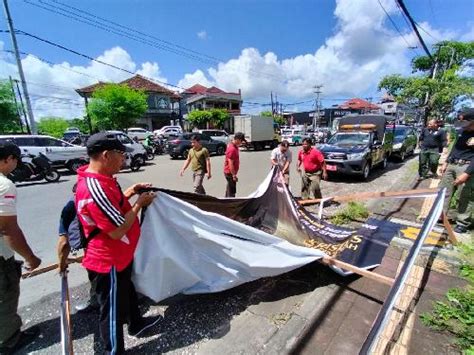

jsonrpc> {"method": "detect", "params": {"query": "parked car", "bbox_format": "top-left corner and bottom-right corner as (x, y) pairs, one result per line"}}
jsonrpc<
(0, 134), (88, 173)
(198, 129), (230, 144)
(281, 129), (309, 145)
(106, 130), (147, 166)
(167, 133), (227, 159)
(153, 126), (183, 138)
(64, 127), (81, 134)
(318, 115), (394, 180)
(390, 125), (417, 161)
(126, 127), (152, 141)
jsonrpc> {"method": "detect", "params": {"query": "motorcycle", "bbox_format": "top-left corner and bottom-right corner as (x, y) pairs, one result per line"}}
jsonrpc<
(8, 152), (61, 183)
(122, 153), (145, 172)
(143, 145), (155, 161)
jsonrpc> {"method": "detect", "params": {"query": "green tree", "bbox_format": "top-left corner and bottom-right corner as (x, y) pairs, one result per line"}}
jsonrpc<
(187, 110), (212, 128)
(209, 109), (230, 128)
(37, 117), (69, 138)
(0, 80), (21, 133)
(379, 41), (474, 120)
(260, 110), (286, 125)
(68, 117), (89, 133)
(260, 111), (273, 117)
(87, 84), (148, 130)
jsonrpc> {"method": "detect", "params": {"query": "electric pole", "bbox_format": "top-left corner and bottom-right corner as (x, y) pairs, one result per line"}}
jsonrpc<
(3, 0), (36, 133)
(313, 85), (323, 129)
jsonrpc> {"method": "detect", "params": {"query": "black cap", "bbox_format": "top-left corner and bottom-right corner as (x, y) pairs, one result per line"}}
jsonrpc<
(86, 132), (133, 155)
(234, 132), (247, 142)
(0, 141), (21, 160)
(459, 108), (474, 121)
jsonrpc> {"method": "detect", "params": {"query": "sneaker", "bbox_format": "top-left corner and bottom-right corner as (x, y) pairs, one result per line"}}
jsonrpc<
(75, 299), (99, 313)
(128, 316), (161, 338)
(454, 225), (468, 234)
(0, 326), (40, 354)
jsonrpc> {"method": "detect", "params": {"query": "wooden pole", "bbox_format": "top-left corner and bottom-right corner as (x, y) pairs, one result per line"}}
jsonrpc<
(319, 256), (394, 286)
(299, 188), (438, 206)
(22, 256), (83, 279)
(442, 212), (458, 245)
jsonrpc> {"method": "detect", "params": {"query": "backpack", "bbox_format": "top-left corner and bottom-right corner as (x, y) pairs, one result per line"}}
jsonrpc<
(63, 200), (100, 251)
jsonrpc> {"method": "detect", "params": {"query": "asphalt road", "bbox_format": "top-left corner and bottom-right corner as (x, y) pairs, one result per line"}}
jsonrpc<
(16, 147), (417, 307)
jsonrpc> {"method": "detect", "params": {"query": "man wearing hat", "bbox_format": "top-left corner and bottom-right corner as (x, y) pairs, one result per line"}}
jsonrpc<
(76, 132), (159, 353)
(224, 132), (246, 197)
(439, 108), (474, 234)
(0, 142), (41, 353)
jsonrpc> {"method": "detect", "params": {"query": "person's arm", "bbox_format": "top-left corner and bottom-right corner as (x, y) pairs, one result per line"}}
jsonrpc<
(57, 235), (70, 272)
(270, 150), (278, 166)
(123, 183), (152, 199)
(108, 192), (156, 240)
(227, 158), (238, 181)
(296, 151), (302, 172)
(206, 157), (212, 179)
(180, 154), (192, 176)
(283, 151), (292, 174)
(0, 216), (41, 270)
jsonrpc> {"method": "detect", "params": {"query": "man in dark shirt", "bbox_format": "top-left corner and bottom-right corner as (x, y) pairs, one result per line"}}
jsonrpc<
(439, 108), (474, 233)
(418, 119), (447, 180)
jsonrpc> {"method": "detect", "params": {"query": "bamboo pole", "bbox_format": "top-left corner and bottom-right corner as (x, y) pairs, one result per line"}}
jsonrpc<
(21, 256), (83, 279)
(299, 188), (438, 206)
(319, 256), (394, 286)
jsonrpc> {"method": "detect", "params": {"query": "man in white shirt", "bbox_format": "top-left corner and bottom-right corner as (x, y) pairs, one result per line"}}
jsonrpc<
(0, 142), (41, 353)
(270, 140), (292, 186)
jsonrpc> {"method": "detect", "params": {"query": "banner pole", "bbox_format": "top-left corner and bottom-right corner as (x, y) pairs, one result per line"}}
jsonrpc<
(60, 271), (74, 355)
(359, 188), (445, 354)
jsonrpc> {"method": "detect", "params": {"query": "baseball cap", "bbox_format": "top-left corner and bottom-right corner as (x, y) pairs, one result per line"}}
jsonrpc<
(459, 108), (474, 121)
(0, 141), (21, 160)
(233, 132), (247, 142)
(86, 132), (133, 155)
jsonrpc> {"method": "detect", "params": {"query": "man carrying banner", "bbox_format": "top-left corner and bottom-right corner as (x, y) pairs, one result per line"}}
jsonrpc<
(224, 132), (246, 197)
(418, 119), (447, 181)
(0, 142), (42, 354)
(439, 108), (474, 234)
(297, 138), (327, 199)
(270, 140), (292, 186)
(76, 132), (159, 354)
(180, 135), (211, 194)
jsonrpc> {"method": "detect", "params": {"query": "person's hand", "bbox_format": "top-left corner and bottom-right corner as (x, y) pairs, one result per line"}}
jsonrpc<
(297, 167), (301, 173)
(25, 255), (41, 271)
(179, 169), (185, 177)
(322, 171), (328, 180)
(440, 163), (448, 175)
(136, 191), (157, 208)
(125, 183), (152, 197)
(207, 172), (212, 180)
(454, 173), (470, 186)
(233, 175), (238, 182)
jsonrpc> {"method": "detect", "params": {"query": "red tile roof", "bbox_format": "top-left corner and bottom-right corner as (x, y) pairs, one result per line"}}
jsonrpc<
(183, 84), (208, 94)
(76, 74), (180, 99)
(338, 98), (380, 110)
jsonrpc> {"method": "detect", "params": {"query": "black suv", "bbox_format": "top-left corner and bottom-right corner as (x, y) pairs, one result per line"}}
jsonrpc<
(167, 133), (227, 159)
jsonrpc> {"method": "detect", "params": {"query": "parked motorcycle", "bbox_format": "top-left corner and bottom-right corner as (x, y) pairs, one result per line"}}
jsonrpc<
(122, 153), (145, 172)
(8, 152), (61, 183)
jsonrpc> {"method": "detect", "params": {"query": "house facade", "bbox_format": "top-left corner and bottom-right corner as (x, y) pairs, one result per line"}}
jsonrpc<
(76, 74), (182, 130)
(181, 84), (242, 115)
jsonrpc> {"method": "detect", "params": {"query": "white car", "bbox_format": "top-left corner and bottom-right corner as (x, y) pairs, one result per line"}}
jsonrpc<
(126, 127), (152, 141)
(106, 131), (147, 157)
(281, 129), (309, 145)
(198, 129), (230, 144)
(153, 125), (183, 138)
(0, 134), (89, 172)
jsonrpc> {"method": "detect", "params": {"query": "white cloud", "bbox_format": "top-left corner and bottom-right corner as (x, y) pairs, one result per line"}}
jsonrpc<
(197, 30), (208, 40)
(460, 23), (474, 42)
(0, 43), (168, 119)
(177, 0), (462, 103)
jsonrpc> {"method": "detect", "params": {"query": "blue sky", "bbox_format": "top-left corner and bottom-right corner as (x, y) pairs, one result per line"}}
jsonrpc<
(1, 0), (473, 118)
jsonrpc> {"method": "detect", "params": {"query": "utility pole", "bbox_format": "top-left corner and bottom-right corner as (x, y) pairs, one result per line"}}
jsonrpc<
(270, 92), (274, 116)
(313, 85), (323, 129)
(14, 79), (30, 134)
(9, 76), (23, 132)
(3, 0), (36, 133)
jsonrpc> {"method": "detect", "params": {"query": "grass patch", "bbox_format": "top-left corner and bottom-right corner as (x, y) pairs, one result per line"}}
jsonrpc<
(330, 201), (369, 225)
(421, 242), (474, 353)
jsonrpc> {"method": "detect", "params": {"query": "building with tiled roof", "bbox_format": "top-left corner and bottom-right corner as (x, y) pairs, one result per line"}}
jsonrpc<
(181, 84), (242, 116)
(76, 74), (182, 130)
(338, 98), (381, 112)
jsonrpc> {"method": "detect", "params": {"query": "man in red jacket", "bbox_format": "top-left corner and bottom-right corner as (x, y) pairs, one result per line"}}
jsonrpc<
(76, 132), (157, 354)
(224, 132), (246, 197)
(297, 138), (327, 199)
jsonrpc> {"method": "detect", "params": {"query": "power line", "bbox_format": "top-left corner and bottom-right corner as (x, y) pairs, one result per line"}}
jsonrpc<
(395, 0), (433, 59)
(414, 21), (440, 42)
(23, 0), (284, 81)
(376, 0), (416, 49)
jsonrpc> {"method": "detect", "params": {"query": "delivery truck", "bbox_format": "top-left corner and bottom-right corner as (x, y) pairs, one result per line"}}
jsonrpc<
(233, 115), (280, 150)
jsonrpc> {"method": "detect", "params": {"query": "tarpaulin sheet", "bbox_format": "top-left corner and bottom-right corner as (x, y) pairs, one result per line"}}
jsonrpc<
(133, 168), (417, 302)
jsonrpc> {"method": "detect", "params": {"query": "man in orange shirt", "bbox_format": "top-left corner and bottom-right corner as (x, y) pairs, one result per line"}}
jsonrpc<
(297, 138), (327, 199)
